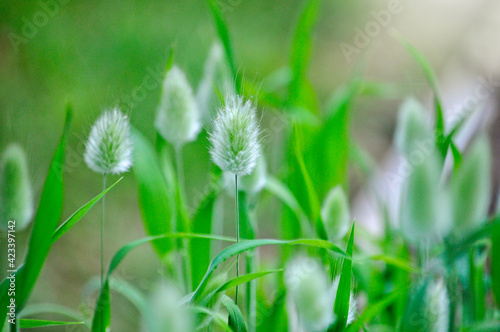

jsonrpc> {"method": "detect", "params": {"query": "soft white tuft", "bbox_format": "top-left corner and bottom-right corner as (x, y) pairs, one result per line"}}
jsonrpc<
(84, 108), (133, 174)
(209, 95), (261, 176)
(285, 256), (335, 331)
(424, 278), (449, 332)
(155, 65), (201, 146)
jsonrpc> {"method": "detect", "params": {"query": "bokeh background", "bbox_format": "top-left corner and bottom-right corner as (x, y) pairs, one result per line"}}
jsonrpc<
(1, 0), (500, 330)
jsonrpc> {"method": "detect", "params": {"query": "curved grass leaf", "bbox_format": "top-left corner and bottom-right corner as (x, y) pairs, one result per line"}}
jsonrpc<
(52, 177), (123, 242)
(20, 303), (87, 326)
(19, 319), (83, 328)
(191, 237), (347, 303)
(0, 107), (72, 325)
(91, 233), (235, 331)
(132, 128), (174, 258)
(221, 295), (247, 332)
(200, 269), (282, 306)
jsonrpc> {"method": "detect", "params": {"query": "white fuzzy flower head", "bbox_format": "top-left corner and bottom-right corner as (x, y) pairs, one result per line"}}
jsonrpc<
(285, 256), (335, 331)
(424, 278), (449, 332)
(84, 108), (133, 174)
(155, 65), (201, 147)
(209, 95), (261, 176)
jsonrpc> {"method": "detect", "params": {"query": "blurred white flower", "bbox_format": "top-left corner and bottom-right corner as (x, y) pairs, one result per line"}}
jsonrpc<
(156, 65), (201, 147)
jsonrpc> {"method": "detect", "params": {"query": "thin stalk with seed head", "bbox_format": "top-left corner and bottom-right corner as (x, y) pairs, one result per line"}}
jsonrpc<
(235, 173), (240, 305)
(101, 173), (107, 287)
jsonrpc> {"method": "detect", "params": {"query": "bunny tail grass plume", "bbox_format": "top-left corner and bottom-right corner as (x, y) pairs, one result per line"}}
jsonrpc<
(450, 136), (491, 235)
(285, 256), (334, 331)
(84, 108), (133, 174)
(155, 65), (201, 147)
(0, 144), (33, 231)
(394, 98), (433, 156)
(196, 42), (234, 124)
(400, 152), (452, 244)
(209, 95), (261, 176)
(402, 278), (449, 332)
(147, 281), (193, 332)
(321, 185), (350, 241)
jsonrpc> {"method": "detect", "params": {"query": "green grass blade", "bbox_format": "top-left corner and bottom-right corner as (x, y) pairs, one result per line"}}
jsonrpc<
(332, 223), (355, 331)
(221, 295), (248, 332)
(206, 0), (238, 91)
(200, 270), (282, 306)
(191, 190), (218, 291)
(492, 220), (500, 306)
(288, 0), (322, 111)
(19, 304), (87, 325)
(131, 127), (175, 258)
(291, 125), (321, 223)
(19, 319), (83, 328)
(190, 238), (347, 303)
(52, 177), (123, 242)
(0, 107), (72, 324)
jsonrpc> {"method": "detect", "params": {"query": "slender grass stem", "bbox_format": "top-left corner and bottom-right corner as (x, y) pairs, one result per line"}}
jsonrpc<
(235, 174), (240, 305)
(101, 173), (107, 288)
(175, 146), (192, 293)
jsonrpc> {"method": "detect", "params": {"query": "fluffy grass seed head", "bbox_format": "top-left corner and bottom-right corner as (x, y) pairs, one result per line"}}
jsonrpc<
(0, 143), (33, 231)
(209, 95), (261, 176)
(321, 185), (351, 241)
(424, 278), (449, 332)
(84, 108), (133, 175)
(285, 256), (335, 331)
(196, 42), (234, 124)
(147, 281), (193, 332)
(155, 65), (201, 147)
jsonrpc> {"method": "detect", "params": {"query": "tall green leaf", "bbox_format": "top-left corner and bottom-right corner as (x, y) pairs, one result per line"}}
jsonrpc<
(206, 0), (238, 91)
(0, 107), (72, 326)
(288, 0), (322, 111)
(52, 177), (122, 242)
(221, 295), (247, 332)
(332, 223), (355, 331)
(190, 238), (347, 303)
(191, 190), (218, 290)
(132, 128), (174, 258)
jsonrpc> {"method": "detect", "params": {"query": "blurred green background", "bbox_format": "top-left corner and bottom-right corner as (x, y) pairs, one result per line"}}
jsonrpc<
(2, 0), (500, 330)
